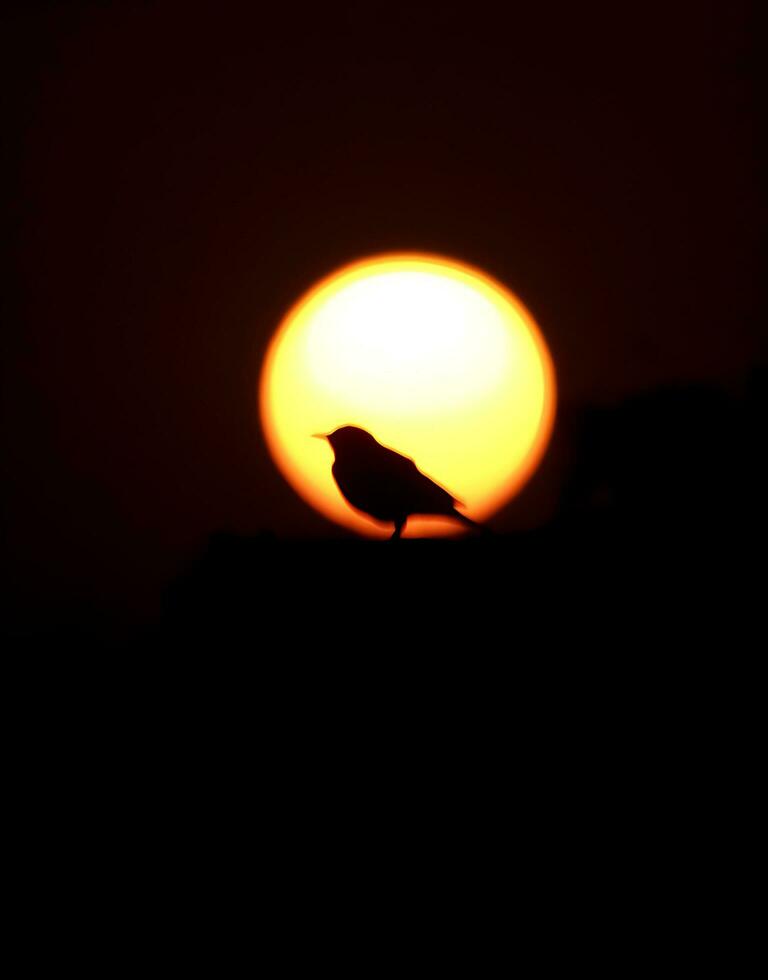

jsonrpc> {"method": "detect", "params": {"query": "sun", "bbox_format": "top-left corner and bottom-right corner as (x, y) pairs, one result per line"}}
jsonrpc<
(259, 253), (556, 537)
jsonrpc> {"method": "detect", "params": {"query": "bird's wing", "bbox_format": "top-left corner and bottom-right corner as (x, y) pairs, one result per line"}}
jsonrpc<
(377, 444), (460, 513)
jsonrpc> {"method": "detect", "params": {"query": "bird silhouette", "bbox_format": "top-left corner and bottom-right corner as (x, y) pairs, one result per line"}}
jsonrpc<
(315, 425), (484, 539)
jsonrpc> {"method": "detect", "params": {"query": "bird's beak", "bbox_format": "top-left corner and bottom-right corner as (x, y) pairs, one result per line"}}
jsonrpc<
(312, 433), (328, 440)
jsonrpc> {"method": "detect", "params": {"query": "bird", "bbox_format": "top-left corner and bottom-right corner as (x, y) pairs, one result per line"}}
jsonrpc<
(314, 425), (484, 539)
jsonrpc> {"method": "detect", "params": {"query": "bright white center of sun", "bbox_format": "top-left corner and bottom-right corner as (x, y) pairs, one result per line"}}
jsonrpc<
(306, 272), (512, 407)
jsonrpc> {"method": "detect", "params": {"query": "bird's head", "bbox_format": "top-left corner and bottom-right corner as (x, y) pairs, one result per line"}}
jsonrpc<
(313, 425), (378, 457)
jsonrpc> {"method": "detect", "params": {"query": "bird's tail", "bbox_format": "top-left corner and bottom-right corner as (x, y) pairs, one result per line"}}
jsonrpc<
(451, 508), (492, 535)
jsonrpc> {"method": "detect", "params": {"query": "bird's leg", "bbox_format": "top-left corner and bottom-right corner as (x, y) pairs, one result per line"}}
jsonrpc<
(390, 518), (406, 540)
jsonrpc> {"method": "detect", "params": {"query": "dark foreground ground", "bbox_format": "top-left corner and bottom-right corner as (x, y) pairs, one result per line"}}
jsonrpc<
(6, 516), (761, 957)
(16, 513), (758, 653)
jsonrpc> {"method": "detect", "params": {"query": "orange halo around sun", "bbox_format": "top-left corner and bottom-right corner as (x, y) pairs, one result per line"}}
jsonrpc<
(259, 253), (556, 537)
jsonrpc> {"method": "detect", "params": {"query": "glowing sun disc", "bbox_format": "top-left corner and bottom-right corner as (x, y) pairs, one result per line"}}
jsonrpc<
(259, 253), (556, 537)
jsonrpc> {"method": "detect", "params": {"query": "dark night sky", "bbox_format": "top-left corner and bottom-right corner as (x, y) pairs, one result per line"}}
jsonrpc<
(2, 1), (763, 627)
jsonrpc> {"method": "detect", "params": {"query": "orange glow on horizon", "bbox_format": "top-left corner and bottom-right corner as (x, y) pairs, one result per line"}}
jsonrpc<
(259, 253), (556, 536)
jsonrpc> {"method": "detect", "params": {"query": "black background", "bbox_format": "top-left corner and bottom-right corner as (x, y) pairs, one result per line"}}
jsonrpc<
(2, 0), (764, 641)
